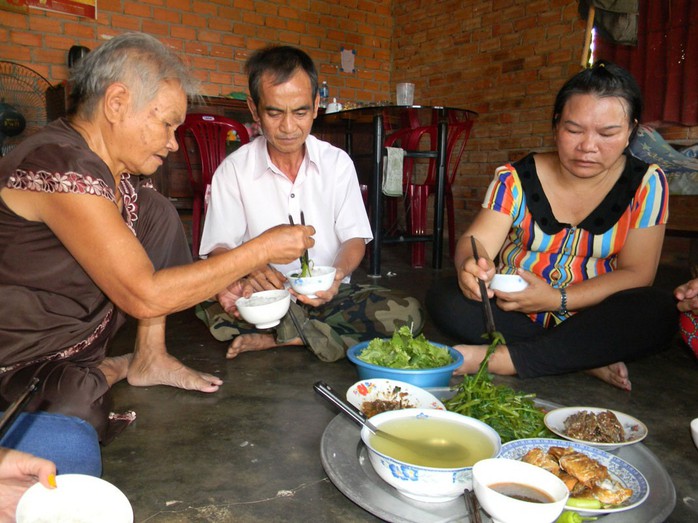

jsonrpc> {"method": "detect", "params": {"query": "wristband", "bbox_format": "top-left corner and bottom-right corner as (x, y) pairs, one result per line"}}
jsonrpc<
(558, 287), (568, 315)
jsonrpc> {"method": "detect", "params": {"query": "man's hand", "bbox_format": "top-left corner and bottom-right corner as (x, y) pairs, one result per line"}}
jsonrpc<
(217, 279), (253, 316)
(246, 266), (286, 292)
(293, 267), (344, 307)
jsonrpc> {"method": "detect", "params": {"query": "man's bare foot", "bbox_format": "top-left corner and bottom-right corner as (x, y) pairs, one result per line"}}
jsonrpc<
(586, 362), (631, 391)
(127, 351), (222, 393)
(227, 334), (302, 359)
(98, 354), (132, 386)
(452, 344), (516, 376)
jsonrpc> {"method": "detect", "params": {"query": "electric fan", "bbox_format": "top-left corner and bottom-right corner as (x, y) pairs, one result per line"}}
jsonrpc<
(0, 61), (51, 157)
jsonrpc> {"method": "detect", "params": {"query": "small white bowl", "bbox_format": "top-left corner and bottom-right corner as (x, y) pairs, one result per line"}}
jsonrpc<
(360, 408), (500, 503)
(17, 474), (133, 523)
(286, 266), (336, 298)
(691, 418), (698, 449)
(235, 289), (291, 329)
(346, 378), (445, 417)
(490, 274), (528, 292)
(473, 458), (569, 523)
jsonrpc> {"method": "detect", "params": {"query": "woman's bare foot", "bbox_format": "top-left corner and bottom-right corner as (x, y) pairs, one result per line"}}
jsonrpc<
(127, 351), (222, 393)
(586, 362), (631, 391)
(227, 334), (303, 359)
(98, 354), (132, 386)
(452, 344), (516, 376)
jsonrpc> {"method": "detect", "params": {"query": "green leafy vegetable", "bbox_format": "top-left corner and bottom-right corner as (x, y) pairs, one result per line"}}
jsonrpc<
(443, 331), (554, 443)
(358, 326), (453, 369)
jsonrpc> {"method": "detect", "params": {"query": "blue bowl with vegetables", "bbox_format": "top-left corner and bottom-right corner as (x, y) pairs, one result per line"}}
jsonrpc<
(347, 328), (463, 388)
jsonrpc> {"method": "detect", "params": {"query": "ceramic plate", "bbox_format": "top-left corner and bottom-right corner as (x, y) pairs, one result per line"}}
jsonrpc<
(16, 474), (133, 523)
(544, 406), (648, 451)
(346, 379), (445, 416)
(498, 438), (650, 516)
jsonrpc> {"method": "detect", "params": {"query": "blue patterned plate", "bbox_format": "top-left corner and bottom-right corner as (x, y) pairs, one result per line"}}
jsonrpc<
(498, 438), (650, 516)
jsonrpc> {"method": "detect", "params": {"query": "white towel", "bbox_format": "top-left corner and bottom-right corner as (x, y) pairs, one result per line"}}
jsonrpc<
(382, 147), (404, 197)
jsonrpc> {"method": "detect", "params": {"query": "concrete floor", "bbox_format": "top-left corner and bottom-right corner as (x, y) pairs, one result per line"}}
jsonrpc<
(102, 241), (698, 522)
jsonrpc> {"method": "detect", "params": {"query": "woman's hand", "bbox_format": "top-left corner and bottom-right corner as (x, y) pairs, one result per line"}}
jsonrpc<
(256, 224), (315, 266)
(493, 270), (560, 314)
(457, 254), (496, 301)
(675, 278), (698, 314)
(0, 448), (56, 522)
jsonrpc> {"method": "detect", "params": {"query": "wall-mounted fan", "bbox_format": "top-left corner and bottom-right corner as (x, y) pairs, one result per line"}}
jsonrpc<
(0, 61), (51, 157)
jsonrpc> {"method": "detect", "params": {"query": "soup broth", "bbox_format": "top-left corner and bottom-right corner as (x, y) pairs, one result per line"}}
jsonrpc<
(369, 417), (495, 468)
(489, 482), (555, 503)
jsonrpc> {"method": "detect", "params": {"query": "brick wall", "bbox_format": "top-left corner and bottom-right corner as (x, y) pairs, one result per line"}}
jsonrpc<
(1, 0), (695, 243)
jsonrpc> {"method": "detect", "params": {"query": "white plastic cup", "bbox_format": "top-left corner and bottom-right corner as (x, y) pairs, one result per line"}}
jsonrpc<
(396, 82), (415, 105)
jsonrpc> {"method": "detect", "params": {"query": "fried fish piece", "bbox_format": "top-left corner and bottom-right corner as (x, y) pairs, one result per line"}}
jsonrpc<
(522, 447), (560, 476)
(592, 481), (633, 505)
(558, 450), (609, 486)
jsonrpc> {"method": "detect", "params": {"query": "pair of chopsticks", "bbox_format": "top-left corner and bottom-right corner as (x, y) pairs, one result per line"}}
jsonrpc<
(463, 488), (483, 523)
(0, 377), (39, 440)
(470, 236), (497, 342)
(288, 211), (310, 272)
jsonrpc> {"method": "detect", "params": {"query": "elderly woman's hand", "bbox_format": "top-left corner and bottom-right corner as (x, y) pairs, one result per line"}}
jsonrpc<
(256, 224), (315, 266)
(493, 270), (560, 314)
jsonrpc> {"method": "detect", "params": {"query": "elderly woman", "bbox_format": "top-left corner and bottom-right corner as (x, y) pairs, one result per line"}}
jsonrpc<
(426, 61), (678, 391)
(0, 32), (313, 443)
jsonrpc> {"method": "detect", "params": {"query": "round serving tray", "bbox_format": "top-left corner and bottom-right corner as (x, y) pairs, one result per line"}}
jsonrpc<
(320, 407), (675, 523)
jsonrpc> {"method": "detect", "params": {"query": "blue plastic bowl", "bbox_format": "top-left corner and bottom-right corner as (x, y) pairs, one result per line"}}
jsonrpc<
(346, 340), (464, 388)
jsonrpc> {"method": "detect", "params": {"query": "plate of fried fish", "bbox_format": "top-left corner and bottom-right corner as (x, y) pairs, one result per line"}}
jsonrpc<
(498, 438), (649, 515)
(544, 406), (648, 451)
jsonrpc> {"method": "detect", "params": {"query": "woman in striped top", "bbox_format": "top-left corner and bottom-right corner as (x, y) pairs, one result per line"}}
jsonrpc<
(426, 62), (678, 390)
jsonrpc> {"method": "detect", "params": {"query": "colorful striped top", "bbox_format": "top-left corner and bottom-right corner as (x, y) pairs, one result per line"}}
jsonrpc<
(483, 153), (669, 327)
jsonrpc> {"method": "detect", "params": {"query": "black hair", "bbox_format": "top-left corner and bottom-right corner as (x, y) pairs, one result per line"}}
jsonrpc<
(245, 45), (318, 106)
(552, 60), (643, 141)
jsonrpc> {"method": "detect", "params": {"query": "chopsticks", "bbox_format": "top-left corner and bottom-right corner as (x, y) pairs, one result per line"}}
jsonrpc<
(288, 211), (310, 272)
(0, 377), (39, 440)
(464, 488), (483, 523)
(470, 236), (497, 342)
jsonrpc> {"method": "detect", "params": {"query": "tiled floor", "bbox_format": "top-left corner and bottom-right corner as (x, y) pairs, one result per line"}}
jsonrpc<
(101, 241), (697, 522)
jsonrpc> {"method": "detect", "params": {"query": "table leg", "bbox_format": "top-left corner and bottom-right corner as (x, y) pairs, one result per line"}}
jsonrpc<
(432, 110), (447, 269)
(369, 113), (384, 277)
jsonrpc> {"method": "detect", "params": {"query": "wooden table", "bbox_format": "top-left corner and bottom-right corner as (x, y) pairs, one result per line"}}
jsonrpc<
(314, 105), (477, 277)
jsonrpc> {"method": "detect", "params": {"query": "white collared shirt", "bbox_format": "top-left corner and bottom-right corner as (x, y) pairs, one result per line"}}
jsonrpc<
(200, 134), (372, 278)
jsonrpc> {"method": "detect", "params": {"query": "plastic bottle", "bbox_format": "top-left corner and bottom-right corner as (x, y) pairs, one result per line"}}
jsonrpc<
(319, 81), (329, 108)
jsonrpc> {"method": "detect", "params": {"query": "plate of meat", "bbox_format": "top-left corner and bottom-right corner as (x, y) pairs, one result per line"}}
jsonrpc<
(544, 406), (648, 451)
(498, 438), (649, 516)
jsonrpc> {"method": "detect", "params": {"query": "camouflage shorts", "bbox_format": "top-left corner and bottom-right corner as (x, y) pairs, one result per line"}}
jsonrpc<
(195, 283), (424, 362)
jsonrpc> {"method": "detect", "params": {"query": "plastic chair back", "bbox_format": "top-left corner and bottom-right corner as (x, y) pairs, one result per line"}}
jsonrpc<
(175, 113), (250, 257)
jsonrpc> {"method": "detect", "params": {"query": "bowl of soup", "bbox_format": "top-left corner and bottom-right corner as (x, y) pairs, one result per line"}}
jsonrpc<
(360, 408), (500, 503)
(285, 266), (336, 298)
(472, 458), (569, 523)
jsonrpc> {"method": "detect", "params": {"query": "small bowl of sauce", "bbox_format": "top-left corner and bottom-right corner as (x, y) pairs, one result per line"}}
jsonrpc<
(473, 458), (569, 523)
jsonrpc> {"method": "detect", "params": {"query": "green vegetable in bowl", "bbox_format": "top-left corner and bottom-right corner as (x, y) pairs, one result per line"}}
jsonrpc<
(444, 331), (553, 443)
(358, 326), (453, 369)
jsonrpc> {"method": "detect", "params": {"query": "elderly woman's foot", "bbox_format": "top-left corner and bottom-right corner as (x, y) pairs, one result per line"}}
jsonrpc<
(98, 354), (132, 386)
(226, 334), (302, 359)
(127, 351), (222, 393)
(586, 362), (631, 391)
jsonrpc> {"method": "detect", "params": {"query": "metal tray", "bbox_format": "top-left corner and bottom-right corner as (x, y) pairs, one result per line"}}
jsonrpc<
(320, 411), (675, 523)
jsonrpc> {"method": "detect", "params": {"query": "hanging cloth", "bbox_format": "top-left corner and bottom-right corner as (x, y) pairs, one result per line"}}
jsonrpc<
(579, 0), (639, 45)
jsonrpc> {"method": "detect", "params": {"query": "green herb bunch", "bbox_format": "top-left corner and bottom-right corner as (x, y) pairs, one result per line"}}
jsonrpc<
(444, 331), (553, 443)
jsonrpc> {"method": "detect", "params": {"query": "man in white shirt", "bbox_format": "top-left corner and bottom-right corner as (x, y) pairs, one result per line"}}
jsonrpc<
(197, 45), (423, 362)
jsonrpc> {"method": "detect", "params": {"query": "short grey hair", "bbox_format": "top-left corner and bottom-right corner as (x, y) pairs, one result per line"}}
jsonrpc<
(67, 32), (199, 119)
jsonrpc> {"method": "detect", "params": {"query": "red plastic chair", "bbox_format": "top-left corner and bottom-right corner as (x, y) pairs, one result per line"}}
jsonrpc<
(384, 113), (475, 267)
(176, 113), (250, 258)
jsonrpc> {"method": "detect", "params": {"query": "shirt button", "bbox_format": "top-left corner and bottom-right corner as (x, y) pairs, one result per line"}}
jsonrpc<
(290, 193), (296, 198)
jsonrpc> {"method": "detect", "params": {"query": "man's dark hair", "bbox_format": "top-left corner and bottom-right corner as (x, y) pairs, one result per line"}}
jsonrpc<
(246, 45), (318, 106)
